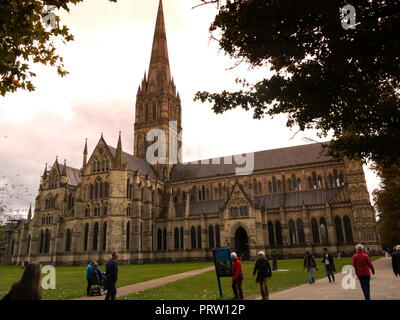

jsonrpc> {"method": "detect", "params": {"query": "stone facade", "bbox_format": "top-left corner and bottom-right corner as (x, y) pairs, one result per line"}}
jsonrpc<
(3, 0), (381, 265)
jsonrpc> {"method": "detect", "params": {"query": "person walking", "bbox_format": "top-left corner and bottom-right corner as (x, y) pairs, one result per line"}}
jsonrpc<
(391, 245), (400, 277)
(352, 244), (375, 300)
(85, 260), (96, 296)
(231, 252), (244, 300)
(105, 251), (119, 300)
(2, 263), (42, 300)
(304, 251), (318, 284)
(252, 251), (272, 300)
(322, 248), (336, 283)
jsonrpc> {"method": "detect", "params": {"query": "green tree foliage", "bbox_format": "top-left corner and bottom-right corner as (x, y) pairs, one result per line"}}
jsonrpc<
(0, 0), (116, 96)
(195, 0), (400, 164)
(374, 162), (400, 250)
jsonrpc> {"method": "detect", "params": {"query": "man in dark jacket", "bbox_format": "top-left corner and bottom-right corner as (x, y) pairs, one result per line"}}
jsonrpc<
(304, 251), (318, 284)
(253, 251), (272, 300)
(322, 248), (336, 283)
(392, 245), (400, 277)
(105, 251), (119, 300)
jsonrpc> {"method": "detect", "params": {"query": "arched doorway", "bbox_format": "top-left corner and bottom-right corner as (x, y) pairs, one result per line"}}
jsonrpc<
(234, 227), (249, 260)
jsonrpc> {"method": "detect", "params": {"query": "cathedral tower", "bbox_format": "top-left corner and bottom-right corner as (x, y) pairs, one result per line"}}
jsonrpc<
(134, 0), (182, 180)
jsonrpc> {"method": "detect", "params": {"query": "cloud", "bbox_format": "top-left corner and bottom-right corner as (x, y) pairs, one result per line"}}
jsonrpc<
(0, 0), (381, 214)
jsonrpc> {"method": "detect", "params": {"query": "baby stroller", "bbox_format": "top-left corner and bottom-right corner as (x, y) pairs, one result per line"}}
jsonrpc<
(89, 270), (107, 296)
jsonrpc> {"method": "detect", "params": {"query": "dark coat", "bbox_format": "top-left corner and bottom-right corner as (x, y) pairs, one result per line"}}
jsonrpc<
(392, 250), (400, 276)
(322, 253), (336, 272)
(105, 259), (118, 282)
(304, 255), (317, 270)
(253, 258), (272, 279)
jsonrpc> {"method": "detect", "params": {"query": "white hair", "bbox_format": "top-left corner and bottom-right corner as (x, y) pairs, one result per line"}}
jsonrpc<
(231, 252), (237, 259)
(356, 243), (364, 251)
(396, 245), (400, 251)
(258, 251), (265, 256)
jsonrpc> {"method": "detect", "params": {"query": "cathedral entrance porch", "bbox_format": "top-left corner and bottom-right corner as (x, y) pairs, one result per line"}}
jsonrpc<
(234, 227), (250, 260)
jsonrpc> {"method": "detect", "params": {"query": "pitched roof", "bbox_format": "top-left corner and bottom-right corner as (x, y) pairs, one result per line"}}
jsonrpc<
(107, 146), (157, 179)
(254, 188), (341, 209)
(170, 142), (332, 182)
(57, 164), (81, 187)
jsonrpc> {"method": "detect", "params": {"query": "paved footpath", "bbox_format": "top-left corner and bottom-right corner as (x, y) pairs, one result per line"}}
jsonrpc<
(72, 266), (214, 300)
(248, 258), (400, 300)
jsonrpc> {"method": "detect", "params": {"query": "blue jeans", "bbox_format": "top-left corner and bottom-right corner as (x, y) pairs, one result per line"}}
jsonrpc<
(308, 268), (315, 283)
(105, 280), (117, 300)
(358, 276), (371, 300)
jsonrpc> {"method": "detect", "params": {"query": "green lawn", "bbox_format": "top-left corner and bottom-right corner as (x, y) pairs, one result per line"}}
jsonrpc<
(122, 257), (380, 300)
(0, 262), (211, 300)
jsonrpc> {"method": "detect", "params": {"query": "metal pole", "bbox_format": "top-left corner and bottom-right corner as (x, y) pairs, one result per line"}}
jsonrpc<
(217, 275), (223, 298)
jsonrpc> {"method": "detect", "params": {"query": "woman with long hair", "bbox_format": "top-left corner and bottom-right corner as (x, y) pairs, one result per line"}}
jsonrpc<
(2, 263), (42, 300)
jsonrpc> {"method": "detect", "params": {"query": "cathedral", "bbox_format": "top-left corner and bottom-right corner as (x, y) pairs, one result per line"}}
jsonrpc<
(2, 0), (381, 266)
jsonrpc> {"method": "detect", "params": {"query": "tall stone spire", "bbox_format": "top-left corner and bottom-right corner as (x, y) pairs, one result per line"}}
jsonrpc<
(43, 163), (48, 179)
(27, 204), (32, 220)
(146, 0), (172, 94)
(83, 138), (88, 167)
(114, 131), (124, 169)
(133, 0), (182, 179)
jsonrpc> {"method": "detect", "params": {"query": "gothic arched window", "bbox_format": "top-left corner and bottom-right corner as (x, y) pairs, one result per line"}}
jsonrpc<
(215, 225), (220, 248)
(44, 229), (51, 254)
(65, 229), (72, 252)
(328, 174), (334, 187)
(126, 222), (131, 250)
(343, 215), (354, 242)
(102, 222), (107, 251)
(174, 227), (180, 250)
(157, 228), (163, 251)
(162, 228), (167, 250)
(83, 223), (89, 251)
(317, 176), (323, 189)
(333, 169), (338, 186)
(288, 220), (297, 245)
(335, 216), (345, 243)
(288, 179), (292, 191)
(272, 177), (277, 192)
(93, 222), (99, 251)
(208, 225), (215, 248)
(190, 226), (196, 249)
(197, 225), (202, 249)
(320, 217), (329, 243)
(296, 219), (305, 244)
(275, 221), (283, 245)
(277, 180), (282, 192)
(268, 221), (275, 245)
(311, 218), (320, 244)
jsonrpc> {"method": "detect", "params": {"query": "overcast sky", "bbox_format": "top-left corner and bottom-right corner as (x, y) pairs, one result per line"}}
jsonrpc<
(0, 0), (380, 216)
